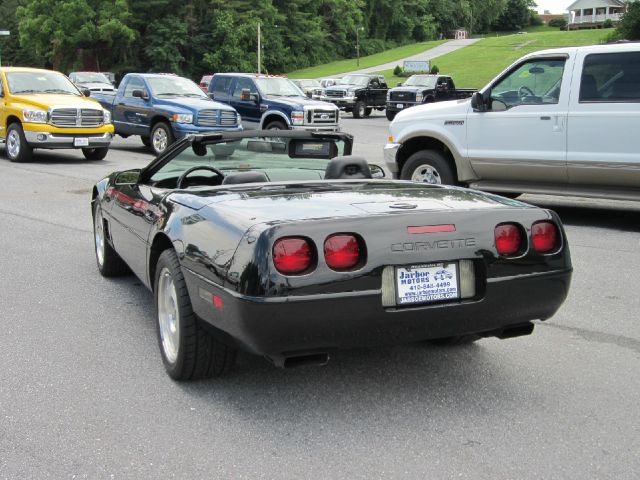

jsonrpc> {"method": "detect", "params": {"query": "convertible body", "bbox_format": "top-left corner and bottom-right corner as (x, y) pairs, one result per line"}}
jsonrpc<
(92, 130), (572, 378)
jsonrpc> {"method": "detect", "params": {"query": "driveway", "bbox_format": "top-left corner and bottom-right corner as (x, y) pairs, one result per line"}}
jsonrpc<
(342, 38), (481, 75)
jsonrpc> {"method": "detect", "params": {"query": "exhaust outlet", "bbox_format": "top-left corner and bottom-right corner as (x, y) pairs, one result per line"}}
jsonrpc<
(496, 323), (534, 339)
(268, 352), (330, 368)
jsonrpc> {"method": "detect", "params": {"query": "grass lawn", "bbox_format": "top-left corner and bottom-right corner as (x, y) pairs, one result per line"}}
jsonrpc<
(376, 29), (613, 88)
(287, 40), (446, 79)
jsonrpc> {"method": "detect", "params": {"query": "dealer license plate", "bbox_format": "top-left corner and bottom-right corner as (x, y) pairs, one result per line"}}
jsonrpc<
(74, 137), (89, 147)
(397, 104), (404, 109)
(395, 262), (459, 305)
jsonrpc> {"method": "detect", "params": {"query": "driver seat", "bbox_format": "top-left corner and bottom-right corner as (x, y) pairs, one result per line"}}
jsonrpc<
(324, 155), (372, 180)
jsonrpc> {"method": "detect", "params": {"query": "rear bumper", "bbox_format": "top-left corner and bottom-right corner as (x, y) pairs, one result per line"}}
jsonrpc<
(187, 267), (572, 357)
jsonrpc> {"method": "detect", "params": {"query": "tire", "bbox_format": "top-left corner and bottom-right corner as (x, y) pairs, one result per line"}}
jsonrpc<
(5, 123), (33, 163)
(265, 120), (287, 130)
(93, 202), (130, 277)
(154, 249), (236, 380)
(400, 149), (456, 185)
(429, 334), (481, 346)
(364, 107), (373, 117)
(141, 136), (151, 148)
(82, 147), (108, 161)
(386, 109), (396, 121)
(150, 122), (174, 156)
(352, 101), (366, 119)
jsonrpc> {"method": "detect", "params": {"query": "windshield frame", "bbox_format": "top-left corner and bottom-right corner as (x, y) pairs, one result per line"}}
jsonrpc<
(73, 72), (111, 84)
(6, 71), (83, 96)
(403, 75), (438, 88)
(337, 75), (370, 87)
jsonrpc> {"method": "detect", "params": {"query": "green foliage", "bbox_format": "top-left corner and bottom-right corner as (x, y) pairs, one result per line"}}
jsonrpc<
(603, 19), (614, 29)
(548, 18), (568, 29)
(617, 2), (640, 40)
(393, 65), (402, 76)
(529, 11), (543, 26)
(493, 0), (536, 31)
(430, 64), (439, 74)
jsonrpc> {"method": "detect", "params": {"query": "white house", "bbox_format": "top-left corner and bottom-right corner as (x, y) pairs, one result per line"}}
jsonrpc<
(568, 0), (631, 26)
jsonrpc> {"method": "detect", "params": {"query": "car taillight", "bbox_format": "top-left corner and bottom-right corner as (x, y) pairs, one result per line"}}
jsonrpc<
(324, 234), (363, 271)
(273, 237), (314, 275)
(494, 223), (523, 256)
(532, 221), (559, 253)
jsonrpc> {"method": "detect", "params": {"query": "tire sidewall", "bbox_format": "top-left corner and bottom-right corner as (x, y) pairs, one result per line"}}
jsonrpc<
(353, 101), (365, 118)
(150, 122), (174, 156)
(265, 120), (286, 130)
(400, 150), (456, 185)
(6, 123), (32, 163)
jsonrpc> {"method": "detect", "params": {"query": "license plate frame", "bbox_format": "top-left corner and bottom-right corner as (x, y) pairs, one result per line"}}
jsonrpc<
(395, 262), (460, 306)
(74, 137), (90, 147)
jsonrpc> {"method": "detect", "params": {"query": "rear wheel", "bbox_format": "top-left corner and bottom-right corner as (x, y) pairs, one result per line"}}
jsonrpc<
(82, 147), (108, 160)
(400, 149), (456, 185)
(265, 120), (287, 130)
(352, 101), (366, 118)
(155, 249), (236, 380)
(150, 122), (174, 156)
(385, 110), (396, 121)
(5, 123), (33, 163)
(93, 202), (129, 277)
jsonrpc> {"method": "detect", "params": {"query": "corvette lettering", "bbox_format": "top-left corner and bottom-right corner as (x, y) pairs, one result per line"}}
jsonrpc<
(391, 238), (476, 252)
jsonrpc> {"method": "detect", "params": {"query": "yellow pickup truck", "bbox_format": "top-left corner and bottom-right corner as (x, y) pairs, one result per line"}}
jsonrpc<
(0, 67), (114, 162)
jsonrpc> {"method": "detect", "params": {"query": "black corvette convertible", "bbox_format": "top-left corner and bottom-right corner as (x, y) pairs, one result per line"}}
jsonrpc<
(91, 130), (572, 380)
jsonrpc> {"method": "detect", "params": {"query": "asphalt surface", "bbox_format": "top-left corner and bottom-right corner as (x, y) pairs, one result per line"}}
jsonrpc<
(1, 118), (639, 479)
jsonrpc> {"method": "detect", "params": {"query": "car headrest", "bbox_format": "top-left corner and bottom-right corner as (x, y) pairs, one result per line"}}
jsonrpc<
(324, 155), (372, 180)
(221, 171), (269, 185)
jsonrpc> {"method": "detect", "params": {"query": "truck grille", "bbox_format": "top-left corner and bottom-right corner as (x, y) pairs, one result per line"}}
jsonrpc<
(197, 109), (237, 127)
(307, 109), (338, 125)
(390, 91), (416, 102)
(50, 108), (104, 127)
(325, 90), (346, 98)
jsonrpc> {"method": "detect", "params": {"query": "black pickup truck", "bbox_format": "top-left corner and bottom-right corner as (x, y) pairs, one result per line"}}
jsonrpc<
(323, 74), (388, 118)
(386, 74), (477, 120)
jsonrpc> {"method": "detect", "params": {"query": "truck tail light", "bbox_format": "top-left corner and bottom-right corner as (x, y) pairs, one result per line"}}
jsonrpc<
(324, 234), (364, 271)
(273, 237), (314, 275)
(531, 221), (559, 253)
(494, 223), (523, 256)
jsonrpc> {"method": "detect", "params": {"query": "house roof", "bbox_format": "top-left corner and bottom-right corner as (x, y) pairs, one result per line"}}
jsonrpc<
(567, 0), (625, 10)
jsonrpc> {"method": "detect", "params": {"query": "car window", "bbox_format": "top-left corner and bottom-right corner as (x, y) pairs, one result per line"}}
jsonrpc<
(231, 78), (257, 98)
(580, 51), (640, 103)
(0, 77), (4, 97)
(124, 77), (146, 98)
(491, 58), (566, 108)
(213, 76), (232, 95)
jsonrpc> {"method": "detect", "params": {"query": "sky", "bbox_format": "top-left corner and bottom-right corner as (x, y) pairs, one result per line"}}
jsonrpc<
(535, 0), (574, 13)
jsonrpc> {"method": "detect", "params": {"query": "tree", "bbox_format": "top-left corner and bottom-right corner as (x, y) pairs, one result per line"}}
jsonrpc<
(617, 2), (640, 40)
(492, 0), (536, 31)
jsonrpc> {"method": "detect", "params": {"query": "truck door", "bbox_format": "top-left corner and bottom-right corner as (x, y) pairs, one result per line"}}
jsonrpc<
(567, 50), (640, 189)
(369, 78), (384, 106)
(466, 56), (569, 184)
(229, 77), (260, 129)
(114, 76), (150, 136)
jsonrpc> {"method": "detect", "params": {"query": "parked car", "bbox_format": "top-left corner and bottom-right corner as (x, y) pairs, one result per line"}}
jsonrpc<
(91, 129), (572, 380)
(207, 73), (339, 131)
(199, 74), (213, 92)
(69, 71), (116, 93)
(385, 43), (640, 201)
(386, 74), (477, 120)
(323, 74), (388, 118)
(102, 72), (116, 85)
(319, 78), (339, 88)
(290, 78), (324, 99)
(91, 73), (241, 156)
(0, 67), (114, 162)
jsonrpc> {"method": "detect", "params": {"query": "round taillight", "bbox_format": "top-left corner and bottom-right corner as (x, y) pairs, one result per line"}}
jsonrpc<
(494, 223), (523, 256)
(273, 237), (314, 275)
(324, 234), (362, 271)
(532, 221), (559, 253)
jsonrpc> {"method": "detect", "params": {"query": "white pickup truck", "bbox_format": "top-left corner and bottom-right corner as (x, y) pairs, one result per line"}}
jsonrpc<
(384, 43), (640, 200)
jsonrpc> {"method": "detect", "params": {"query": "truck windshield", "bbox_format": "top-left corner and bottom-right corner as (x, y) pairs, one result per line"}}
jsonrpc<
(255, 78), (303, 97)
(73, 72), (111, 84)
(147, 76), (209, 99)
(7, 72), (82, 95)
(404, 76), (437, 88)
(338, 75), (369, 86)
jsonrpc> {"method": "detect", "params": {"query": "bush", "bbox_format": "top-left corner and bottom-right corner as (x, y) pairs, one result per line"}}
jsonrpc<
(430, 64), (439, 74)
(603, 19), (614, 29)
(617, 2), (640, 40)
(548, 18), (568, 29)
(529, 12), (543, 26)
(393, 65), (402, 76)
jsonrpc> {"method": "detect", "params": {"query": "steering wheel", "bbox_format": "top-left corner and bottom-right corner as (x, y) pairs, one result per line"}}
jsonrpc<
(176, 166), (225, 189)
(518, 86), (535, 97)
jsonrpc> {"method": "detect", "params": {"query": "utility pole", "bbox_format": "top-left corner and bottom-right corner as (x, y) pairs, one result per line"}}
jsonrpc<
(356, 27), (363, 66)
(0, 31), (10, 67)
(257, 22), (261, 74)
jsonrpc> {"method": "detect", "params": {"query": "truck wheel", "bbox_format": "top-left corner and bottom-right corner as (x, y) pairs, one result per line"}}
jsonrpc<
(364, 107), (373, 117)
(353, 101), (366, 119)
(82, 147), (108, 161)
(150, 122), (174, 156)
(141, 136), (151, 148)
(5, 123), (33, 163)
(385, 110), (396, 121)
(265, 120), (287, 130)
(93, 202), (130, 277)
(400, 150), (456, 185)
(154, 249), (236, 380)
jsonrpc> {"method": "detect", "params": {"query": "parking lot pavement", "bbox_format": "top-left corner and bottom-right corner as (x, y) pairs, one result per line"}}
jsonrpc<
(0, 137), (639, 478)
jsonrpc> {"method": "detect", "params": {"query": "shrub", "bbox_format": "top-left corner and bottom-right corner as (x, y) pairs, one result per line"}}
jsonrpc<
(393, 65), (402, 76)
(548, 18), (568, 29)
(430, 64), (439, 74)
(603, 19), (614, 29)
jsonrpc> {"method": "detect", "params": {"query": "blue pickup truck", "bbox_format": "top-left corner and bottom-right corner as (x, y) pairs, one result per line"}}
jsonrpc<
(207, 74), (339, 131)
(92, 73), (242, 155)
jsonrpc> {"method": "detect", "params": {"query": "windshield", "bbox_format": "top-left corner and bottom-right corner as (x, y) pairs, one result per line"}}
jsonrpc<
(338, 75), (370, 86)
(148, 135), (348, 187)
(404, 76), (437, 88)
(7, 72), (82, 95)
(73, 72), (111, 84)
(147, 76), (209, 99)
(299, 79), (321, 88)
(255, 78), (303, 97)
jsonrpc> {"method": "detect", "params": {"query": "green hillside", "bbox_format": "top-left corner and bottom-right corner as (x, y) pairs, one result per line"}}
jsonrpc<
(377, 29), (613, 88)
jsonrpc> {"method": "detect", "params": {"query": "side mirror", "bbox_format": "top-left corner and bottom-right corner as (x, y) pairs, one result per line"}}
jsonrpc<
(82, 88), (91, 97)
(471, 91), (487, 112)
(132, 89), (149, 100)
(397, 82), (403, 87)
(240, 88), (251, 101)
(250, 92), (260, 103)
(115, 169), (141, 185)
(207, 92), (215, 99)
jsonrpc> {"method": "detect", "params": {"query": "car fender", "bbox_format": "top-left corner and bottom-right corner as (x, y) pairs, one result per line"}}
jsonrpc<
(259, 110), (291, 129)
